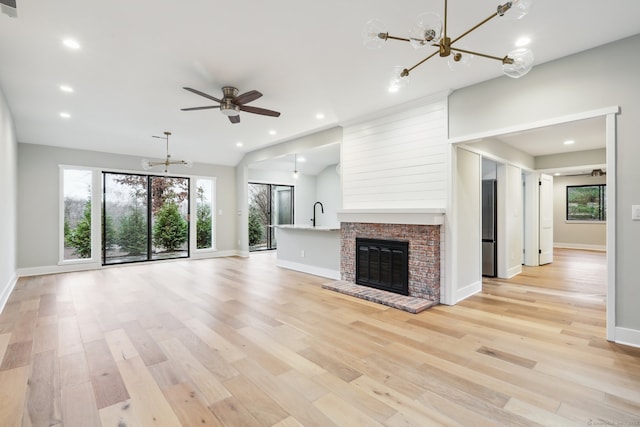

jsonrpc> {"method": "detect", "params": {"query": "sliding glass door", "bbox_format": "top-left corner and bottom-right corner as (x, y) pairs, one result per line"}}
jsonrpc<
(248, 183), (294, 251)
(103, 172), (189, 265)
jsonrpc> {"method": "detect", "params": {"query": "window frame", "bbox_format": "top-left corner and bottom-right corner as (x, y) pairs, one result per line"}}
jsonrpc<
(59, 165), (102, 266)
(191, 176), (217, 255)
(566, 184), (607, 222)
(60, 165), (218, 266)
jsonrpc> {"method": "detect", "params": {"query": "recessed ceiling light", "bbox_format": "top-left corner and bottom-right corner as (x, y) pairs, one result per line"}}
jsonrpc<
(388, 85), (399, 94)
(236, 142), (244, 147)
(554, 173), (561, 176)
(268, 130), (277, 136)
(564, 140), (575, 145)
(59, 85), (74, 93)
(62, 38), (81, 50)
(298, 156), (306, 163)
(315, 112), (325, 120)
(59, 112), (71, 119)
(515, 37), (531, 47)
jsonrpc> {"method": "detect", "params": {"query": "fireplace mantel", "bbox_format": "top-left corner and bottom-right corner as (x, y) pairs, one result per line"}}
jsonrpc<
(337, 208), (445, 226)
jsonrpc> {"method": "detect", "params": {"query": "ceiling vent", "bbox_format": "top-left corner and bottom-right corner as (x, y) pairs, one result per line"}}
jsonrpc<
(1, 0), (17, 18)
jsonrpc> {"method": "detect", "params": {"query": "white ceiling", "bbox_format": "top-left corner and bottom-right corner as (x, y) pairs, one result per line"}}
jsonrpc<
(1, 1), (639, 168)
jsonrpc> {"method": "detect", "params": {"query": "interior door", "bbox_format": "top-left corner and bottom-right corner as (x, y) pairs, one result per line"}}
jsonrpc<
(539, 173), (554, 265)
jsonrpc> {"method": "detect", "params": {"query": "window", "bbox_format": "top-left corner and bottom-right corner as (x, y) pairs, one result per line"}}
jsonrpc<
(61, 168), (94, 262)
(566, 185), (606, 221)
(195, 178), (215, 250)
(248, 183), (294, 251)
(61, 167), (216, 265)
(103, 172), (190, 265)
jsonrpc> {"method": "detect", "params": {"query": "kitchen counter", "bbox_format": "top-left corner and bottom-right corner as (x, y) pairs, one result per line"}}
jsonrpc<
(272, 224), (340, 279)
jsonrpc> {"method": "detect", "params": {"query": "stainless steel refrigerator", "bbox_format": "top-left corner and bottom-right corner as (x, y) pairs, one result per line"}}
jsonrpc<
(482, 179), (497, 277)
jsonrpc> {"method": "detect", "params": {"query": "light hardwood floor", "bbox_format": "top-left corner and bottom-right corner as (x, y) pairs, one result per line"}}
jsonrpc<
(1, 248), (639, 426)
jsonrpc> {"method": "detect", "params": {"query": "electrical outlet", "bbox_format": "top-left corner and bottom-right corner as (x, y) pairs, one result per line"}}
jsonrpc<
(633, 205), (640, 221)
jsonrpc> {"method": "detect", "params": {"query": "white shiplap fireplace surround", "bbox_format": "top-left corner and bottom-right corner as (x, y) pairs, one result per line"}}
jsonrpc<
(331, 95), (449, 311)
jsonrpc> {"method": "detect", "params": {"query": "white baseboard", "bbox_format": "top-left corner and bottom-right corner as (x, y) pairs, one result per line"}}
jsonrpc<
(17, 250), (244, 278)
(190, 250), (241, 260)
(554, 243), (606, 251)
(0, 273), (18, 314)
(614, 327), (640, 349)
(500, 265), (522, 279)
(276, 259), (340, 280)
(455, 280), (482, 303)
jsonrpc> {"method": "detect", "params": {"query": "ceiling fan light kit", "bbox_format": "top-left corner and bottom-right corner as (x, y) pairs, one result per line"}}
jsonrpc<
(141, 131), (192, 173)
(364, 0), (534, 87)
(182, 86), (281, 124)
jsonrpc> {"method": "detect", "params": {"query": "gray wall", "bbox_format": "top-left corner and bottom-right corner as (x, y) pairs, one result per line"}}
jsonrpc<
(17, 143), (237, 270)
(449, 34), (640, 332)
(553, 174), (607, 249)
(0, 85), (18, 310)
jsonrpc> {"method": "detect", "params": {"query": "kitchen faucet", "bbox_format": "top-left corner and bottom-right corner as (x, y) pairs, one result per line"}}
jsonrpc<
(312, 201), (324, 227)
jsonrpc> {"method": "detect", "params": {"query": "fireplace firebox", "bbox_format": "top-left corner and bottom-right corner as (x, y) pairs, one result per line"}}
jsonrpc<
(355, 238), (409, 296)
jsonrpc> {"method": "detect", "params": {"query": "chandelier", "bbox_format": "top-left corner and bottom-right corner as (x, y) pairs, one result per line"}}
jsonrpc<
(363, 0), (534, 90)
(141, 131), (192, 173)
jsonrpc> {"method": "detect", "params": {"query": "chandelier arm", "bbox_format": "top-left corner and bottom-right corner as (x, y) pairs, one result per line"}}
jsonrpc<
(404, 48), (441, 75)
(450, 12), (499, 45)
(382, 33), (411, 43)
(449, 47), (507, 62)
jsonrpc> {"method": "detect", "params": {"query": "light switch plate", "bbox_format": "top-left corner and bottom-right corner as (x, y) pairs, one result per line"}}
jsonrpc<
(633, 205), (640, 221)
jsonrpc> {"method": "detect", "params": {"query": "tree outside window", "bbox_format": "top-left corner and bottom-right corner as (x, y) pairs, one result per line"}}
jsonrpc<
(566, 185), (606, 221)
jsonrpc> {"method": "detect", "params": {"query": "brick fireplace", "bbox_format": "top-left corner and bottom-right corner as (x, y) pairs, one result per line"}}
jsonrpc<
(323, 209), (445, 312)
(340, 222), (441, 302)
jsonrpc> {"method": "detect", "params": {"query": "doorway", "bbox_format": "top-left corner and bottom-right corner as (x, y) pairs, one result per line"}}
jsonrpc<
(449, 108), (616, 339)
(248, 183), (294, 251)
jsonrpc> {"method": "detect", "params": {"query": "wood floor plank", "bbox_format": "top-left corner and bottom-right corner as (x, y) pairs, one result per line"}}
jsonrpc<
(162, 382), (223, 426)
(57, 316), (84, 357)
(84, 338), (130, 410)
(208, 396), (263, 427)
(0, 340), (32, 370)
(0, 333), (10, 362)
(99, 399), (142, 427)
(313, 392), (386, 427)
(0, 366), (29, 426)
(232, 357), (339, 427)
(115, 355), (183, 426)
(222, 374), (290, 426)
(61, 381), (101, 426)
(122, 320), (168, 366)
(24, 349), (62, 426)
(158, 337), (232, 405)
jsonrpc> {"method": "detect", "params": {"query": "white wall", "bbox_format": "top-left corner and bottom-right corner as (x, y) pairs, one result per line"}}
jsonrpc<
(0, 85), (18, 311)
(553, 174), (607, 250)
(342, 97), (448, 209)
(449, 34), (640, 342)
(497, 163), (523, 278)
(451, 147), (482, 302)
(315, 164), (340, 227)
(17, 143), (237, 270)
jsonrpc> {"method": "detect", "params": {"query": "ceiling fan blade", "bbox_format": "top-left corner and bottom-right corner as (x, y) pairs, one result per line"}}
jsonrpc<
(239, 105), (281, 117)
(229, 115), (240, 124)
(233, 90), (263, 105)
(183, 87), (221, 103)
(181, 105), (221, 111)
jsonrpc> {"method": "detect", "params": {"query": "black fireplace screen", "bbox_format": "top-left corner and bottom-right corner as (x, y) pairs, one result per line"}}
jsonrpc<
(355, 238), (409, 296)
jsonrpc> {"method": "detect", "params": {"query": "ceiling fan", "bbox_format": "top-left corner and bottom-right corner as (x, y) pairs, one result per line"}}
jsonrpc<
(181, 86), (281, 124)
